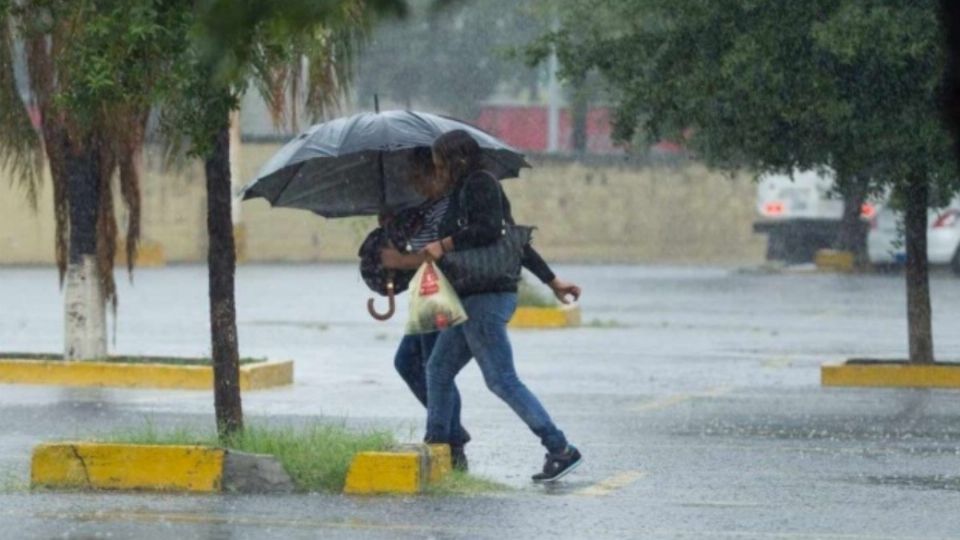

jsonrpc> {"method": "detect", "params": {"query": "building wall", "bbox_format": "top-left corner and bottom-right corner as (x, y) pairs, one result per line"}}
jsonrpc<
(0, 143), (765, 266)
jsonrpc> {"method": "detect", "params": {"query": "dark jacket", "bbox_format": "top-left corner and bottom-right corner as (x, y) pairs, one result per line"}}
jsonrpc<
(438, 170), (555, 296)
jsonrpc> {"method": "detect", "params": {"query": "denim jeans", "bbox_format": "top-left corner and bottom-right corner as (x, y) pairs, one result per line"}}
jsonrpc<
(394, 332), (470, 446)
(425, 292), (568, 454)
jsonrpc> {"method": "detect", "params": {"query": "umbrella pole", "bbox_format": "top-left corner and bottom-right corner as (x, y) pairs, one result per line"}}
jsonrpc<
(366, 152), (392, 320)
(368, 95), (393, 320)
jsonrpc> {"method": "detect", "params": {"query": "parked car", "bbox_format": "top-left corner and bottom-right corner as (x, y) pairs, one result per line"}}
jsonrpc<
(754, 169), (877, 263)
(867, 198), (960, 274)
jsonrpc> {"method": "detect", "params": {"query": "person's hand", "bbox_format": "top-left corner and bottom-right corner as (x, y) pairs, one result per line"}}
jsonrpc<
(421, 241), (445, 261)
(380, 247), (405, 269)
(549, 278), (581, 304)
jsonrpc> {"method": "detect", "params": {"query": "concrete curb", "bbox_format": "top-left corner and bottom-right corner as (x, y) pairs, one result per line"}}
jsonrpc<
(30, 443), (294, 493)
(0, 358), (293, 391)
(814, 249), (855, 272)
(822, 359), (960, 388)
(509, 305), (581, 329)
(343, 443), (452, 495)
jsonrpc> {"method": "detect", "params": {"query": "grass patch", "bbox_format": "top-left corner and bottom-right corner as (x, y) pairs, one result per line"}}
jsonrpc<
(102, 422), (395, 492)
(517, 278), (559, 308)
(0, 354), (265, 366)
(426, 471), (509, 496)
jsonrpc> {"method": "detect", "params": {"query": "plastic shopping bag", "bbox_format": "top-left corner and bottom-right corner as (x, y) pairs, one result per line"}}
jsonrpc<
(405, 261), (468, 335)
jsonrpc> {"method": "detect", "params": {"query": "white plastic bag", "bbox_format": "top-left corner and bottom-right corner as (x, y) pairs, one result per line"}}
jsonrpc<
(405, 261), (468, 335)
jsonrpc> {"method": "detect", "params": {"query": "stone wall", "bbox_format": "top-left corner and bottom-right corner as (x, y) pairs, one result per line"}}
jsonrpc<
(0, 143), (765, 265)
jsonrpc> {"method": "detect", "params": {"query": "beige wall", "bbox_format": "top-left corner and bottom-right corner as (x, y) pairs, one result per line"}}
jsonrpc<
(0, 143), (765, 266)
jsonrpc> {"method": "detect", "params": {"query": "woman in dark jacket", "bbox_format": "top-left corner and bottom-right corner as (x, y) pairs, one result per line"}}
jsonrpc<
(380, 145), (577, 475)
(419, 129), (583, 482)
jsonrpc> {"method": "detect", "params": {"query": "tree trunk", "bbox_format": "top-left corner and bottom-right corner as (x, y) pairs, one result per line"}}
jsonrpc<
(903, 176), (935, 364)
(64, 144), (106, 360)
(205, 122), (244, 437)
(834, 175), (869, 267)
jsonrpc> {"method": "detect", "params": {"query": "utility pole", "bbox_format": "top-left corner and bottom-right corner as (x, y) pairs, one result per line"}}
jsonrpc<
(546, 13), (560, 153)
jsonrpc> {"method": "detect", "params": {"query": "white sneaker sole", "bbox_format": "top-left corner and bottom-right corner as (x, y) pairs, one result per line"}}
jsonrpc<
(533, 456), (583, 483)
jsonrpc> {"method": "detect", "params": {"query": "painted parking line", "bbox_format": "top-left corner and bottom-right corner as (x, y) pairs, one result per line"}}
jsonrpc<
(573, 470), (646, 497)
(630, 386), (734, 413)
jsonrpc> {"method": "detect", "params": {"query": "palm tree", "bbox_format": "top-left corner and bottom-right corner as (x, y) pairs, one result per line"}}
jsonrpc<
(0, 0), (186, 360)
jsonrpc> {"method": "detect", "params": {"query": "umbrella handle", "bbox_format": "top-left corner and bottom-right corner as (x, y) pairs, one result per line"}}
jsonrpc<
(367, 280), (396, 321)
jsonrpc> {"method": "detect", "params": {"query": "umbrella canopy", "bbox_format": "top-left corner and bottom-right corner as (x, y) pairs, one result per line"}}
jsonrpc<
(241, 110), (530, 217)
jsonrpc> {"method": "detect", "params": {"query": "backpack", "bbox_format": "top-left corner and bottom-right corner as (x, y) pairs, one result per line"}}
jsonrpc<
(358, 206), (426, 296)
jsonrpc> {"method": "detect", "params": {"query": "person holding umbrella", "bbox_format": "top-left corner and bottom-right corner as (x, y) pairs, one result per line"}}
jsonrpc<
(380, 146), (580, 474)
(419, 129), (583, 483)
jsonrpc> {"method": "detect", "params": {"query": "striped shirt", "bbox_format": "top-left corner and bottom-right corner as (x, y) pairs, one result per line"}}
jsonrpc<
(407, 195), (451, 252)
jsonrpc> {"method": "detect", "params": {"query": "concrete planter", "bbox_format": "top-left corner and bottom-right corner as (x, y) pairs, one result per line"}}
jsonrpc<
(0, 357), (293, 391)
(509, 305), (581, 329)
(821, 359), (960, 389)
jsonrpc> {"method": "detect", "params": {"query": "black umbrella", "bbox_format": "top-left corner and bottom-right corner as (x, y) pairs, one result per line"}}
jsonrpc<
(240, 110), (530, 217)
(241, 109), (530, 320)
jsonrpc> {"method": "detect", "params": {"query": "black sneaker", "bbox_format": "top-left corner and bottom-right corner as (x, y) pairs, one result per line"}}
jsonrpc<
(451, 445), (469, 472)
(532, 446), (582, 482)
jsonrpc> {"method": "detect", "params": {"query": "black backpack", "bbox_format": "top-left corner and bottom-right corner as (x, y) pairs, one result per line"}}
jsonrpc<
(358, 206), (426, 296)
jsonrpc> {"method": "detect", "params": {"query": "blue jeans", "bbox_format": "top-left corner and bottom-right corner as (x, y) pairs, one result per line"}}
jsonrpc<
(425, 292), (568, 454)
(394, 332), (470, 447)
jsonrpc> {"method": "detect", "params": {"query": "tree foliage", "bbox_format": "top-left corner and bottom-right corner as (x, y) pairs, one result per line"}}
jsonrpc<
(538, 0), (956, 363)
(0, 0), (192, 310)
(355, 0), (543, 117)
(538, 0), (957, 197)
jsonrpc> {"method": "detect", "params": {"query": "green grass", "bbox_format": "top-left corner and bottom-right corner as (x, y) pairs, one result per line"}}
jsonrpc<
(0, 354), (265, 366)
(425, 471), (510, 496)
(517, 278), (560, 308)
(102, 422), (395, 493)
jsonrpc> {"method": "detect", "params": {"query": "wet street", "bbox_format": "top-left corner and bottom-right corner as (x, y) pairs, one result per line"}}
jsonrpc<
(2, 264), (960, 539)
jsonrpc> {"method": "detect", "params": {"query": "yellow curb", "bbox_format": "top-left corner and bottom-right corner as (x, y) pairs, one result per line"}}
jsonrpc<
(509, 305), (581, 329)
(31, 443), (224, 492)
(343, 451), (423, 495)
(0, 359), (293, 391)
(234, 224), (248, 264)
(240, 360), (294, 390)
(426, 444), (452, 484)
(116, 239), (166, 268)
(343, 443), (452, 495)
(814, 249), (855, 272)
(821, 360), (960, 388)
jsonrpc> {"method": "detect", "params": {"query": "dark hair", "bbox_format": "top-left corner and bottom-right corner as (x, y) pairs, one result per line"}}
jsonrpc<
(407, 146), (436, 196)
(432, 129), (482, 183)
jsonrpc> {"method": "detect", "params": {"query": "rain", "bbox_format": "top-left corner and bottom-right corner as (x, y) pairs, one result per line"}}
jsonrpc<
(1, 0), (960, 538)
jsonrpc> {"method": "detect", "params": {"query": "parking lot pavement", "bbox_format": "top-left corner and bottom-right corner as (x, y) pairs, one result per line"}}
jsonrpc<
(1, 264), (959, 539)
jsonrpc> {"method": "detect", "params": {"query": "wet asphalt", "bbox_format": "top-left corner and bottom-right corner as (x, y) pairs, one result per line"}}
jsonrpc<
(1, 264), (959, 539)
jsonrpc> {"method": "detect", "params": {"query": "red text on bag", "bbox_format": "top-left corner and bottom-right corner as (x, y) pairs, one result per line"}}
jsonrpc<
(420, 263), (440, 296)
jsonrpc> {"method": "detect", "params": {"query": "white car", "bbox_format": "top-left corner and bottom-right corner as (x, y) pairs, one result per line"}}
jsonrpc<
(867, 198), (960, 274)
(754, 169), (878, 262)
